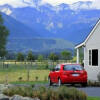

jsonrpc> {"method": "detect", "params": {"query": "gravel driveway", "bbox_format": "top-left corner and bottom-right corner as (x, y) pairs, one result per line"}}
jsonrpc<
(78, 87), (100, 97)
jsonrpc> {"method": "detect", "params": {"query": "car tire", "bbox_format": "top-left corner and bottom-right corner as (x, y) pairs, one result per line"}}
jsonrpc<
(81, 83), (87, 87)
(58, 78), (62, 86)
(48, 77), (53, 86)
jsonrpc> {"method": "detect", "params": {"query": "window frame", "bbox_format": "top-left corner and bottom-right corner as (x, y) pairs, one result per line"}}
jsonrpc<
(89, 50), (92, 66)
(89, 49), (98, 66)
(92, 49), (98, 66)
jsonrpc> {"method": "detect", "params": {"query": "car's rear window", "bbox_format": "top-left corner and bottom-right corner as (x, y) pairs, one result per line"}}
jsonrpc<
(63, 65), (84, 71)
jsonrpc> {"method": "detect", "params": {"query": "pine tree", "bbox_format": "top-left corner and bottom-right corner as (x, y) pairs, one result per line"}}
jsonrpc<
(0, 14), (9, 57)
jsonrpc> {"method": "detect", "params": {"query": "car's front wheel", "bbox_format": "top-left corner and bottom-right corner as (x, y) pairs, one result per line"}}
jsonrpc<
(48, 77), (53, 86)
(58, 78), (62, 86)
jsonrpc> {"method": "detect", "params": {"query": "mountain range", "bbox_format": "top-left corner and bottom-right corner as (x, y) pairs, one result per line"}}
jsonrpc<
(0, 0), (100, 53)
(7, 38), (74, 53)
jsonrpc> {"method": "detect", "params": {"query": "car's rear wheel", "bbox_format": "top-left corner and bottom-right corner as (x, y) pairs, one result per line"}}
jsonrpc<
(48, 77), (53, 86)
(58, 78), (62, 86)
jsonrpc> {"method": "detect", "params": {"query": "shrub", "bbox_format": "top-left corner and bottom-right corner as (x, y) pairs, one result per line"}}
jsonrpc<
(88, 80), (100, 87)
(18, 77), (23, 81)
(58, 86), (87, 100)
(35, 76), (39, 81)
(45, 64), (49, 69)
(97, 72), (100, 82)
(3, 86), (87, 100)
(3, 86), (33, 97)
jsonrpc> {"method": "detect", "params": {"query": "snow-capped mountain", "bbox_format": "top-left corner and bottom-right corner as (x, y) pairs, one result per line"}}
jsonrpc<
(0, 1), (100, 43)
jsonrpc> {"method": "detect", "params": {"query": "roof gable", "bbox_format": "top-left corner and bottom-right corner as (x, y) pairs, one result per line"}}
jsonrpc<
(75, 19), (100, 49)
(84, 19), (100, 44)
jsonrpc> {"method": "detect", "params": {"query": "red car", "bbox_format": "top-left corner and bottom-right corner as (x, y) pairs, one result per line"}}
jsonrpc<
(48, 64), (87, 86)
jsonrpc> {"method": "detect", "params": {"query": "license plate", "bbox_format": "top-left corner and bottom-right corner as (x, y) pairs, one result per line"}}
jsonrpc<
(72, 74), (79, 76)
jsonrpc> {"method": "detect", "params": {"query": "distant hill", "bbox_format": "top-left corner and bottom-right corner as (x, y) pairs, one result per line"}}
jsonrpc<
(2, 13), (40, 38)
(7, 38), (74, 53)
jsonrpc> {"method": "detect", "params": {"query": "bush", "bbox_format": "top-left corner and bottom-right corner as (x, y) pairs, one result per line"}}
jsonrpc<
(18, 77), (23, 81)
(3, 86), (87, 100)
(58, 86), (87, 100)
(3, 86), (33, 97)
(97, 72), (100, 82)
(88, 80), (100, 87)
(35, 76), (39, 81)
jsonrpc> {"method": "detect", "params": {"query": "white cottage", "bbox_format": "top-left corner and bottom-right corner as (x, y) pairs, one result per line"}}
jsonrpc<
(75, 19), (100, 81)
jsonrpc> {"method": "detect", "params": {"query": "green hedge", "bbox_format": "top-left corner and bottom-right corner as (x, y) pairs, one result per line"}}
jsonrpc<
(3, 86), (87, 100)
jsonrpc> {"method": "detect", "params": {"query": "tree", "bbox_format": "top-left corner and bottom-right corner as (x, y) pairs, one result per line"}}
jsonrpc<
(49, 53), (59, 62)
(49, 53), (59, 68)
(38, 55), (44, 62)
(0, 14), (9, 57)
(16, 52), (24, 61)
(61, 50), (72, 61)
(26, 51), (34, 61)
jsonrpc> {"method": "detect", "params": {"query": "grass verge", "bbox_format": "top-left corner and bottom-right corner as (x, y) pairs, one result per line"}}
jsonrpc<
(88, 97), (100, 100)
(10, 81), (48, 85)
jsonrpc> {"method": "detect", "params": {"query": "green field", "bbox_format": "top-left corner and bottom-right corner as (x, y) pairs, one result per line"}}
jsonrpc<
(0, 60), (72, 83)
(0, 61), (50, 83)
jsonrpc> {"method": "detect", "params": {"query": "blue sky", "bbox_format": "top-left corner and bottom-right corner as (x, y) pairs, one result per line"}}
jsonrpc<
(0, 0), (100, 9)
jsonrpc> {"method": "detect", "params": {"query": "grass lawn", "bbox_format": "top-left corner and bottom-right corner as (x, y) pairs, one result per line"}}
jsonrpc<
(0, 62), (50, 83)
(10, 81), (48, 85)
(0, 69), (50, 83)
(88, 97), (100, 100)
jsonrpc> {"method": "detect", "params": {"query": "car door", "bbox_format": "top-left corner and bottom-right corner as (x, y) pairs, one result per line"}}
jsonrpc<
(54, 65), (61, 83)
(50, 68), (56, 83)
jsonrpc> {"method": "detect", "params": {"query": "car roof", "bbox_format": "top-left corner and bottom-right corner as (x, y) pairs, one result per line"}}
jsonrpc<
(60, 63), (81, 66)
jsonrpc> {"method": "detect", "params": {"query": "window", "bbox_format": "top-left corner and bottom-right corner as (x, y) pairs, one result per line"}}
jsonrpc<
(89, 50), (92, 65)
(92, 49), (98, 66)
(63, 65), (84, 71)
(55, 65), (60, 71)
(89, 49), (98, 66)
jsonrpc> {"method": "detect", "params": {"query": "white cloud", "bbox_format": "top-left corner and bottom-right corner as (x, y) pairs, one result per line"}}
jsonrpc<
(41, 0), (93, 6)
(0, 0), (35, 8)
(70, 0), (100, 10)
(0, 0), (100, 9)
(41, 0), (100, 9)
(91, 0), (100, 9)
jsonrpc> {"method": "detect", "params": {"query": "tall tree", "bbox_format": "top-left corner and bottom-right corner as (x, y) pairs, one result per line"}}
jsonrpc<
(49, 53), (59, 68)
(61, 50), (72, 61)
(49, 53), (59, 62)
(26, 51), (34, 61)
(38, 54), (44, 62)
(16, 52), (24, 61)
(0, 14), (9, 57)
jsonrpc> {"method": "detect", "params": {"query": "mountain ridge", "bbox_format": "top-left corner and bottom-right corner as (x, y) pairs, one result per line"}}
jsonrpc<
(0, 1), (100, 44)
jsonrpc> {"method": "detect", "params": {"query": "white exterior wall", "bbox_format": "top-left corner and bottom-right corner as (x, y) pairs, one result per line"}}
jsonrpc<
(84, 22), (100, 81)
